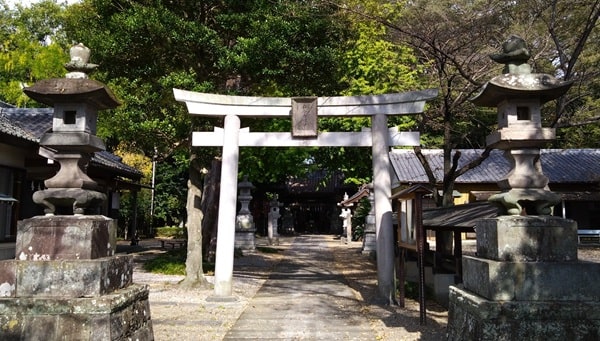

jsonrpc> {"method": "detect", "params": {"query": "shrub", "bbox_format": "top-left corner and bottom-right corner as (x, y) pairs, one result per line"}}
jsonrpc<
(142, 248), (216, 276)
(155, 226), (186, 238)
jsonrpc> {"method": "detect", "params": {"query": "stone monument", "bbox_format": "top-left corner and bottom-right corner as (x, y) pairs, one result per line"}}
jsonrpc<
(235, 175), (256, 250)
(447, 36), (600, 340)
(0, 44), (153, 339)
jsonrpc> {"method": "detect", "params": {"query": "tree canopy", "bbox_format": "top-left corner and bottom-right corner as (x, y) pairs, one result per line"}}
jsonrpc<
(1, 0), (598, 221)
(0, 0), (70, 106)
(336, 0), (600, 206)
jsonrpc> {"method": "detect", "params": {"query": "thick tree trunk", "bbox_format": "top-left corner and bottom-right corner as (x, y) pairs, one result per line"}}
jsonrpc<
(179, 155), (209, 289)
(201, 159), (221, 262)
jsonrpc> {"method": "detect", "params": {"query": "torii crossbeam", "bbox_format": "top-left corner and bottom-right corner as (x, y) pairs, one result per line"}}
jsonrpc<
(174, 88), (438, 303)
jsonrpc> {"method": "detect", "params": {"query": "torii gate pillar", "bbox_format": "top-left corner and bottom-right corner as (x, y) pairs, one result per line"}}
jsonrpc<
(372, 114), (395, 303)
(174, 88), (438, 303)
(212, 115), (240, 298)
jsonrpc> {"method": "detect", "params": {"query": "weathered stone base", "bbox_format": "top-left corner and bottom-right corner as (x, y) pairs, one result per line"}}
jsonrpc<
(16, 215), (116, 260)
(448, 216), (600, 340)
(447, 285), (600, 341)
(0, 256), (133, 297)
(0, 284), (153, 340)
(476, 216), (577, 262)
(362, 231), (376, 254)
(235, 229), (256, 250)
(462, 256), (600, 301)
(0, 216), (154, 340)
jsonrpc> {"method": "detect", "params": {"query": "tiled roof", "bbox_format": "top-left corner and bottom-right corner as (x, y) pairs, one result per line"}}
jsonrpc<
(423, 201), (501, 228)
(390, 149), (600, 184)
(287, 170), (348, 194)
(339, 183), (370, 206)
(0, 113), (37, 142)
(0, 100), (15, 108)
(0, 108), (52, 141)
(93, 150), (141, 178)
(0, 107), (141, 179)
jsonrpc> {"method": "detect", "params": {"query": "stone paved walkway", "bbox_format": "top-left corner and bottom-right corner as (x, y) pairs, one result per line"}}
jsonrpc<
(224, 235), (375, 340)
(122, 235), (449, 340)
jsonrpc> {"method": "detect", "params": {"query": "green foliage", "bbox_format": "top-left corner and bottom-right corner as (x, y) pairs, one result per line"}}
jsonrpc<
(117, 188), (152, 237)
(219, 1), (350, 96)
(340, 22), (423, 96)
(351, 197), (371, 241)
(143, 248), (215, 275)
(153, 150), (190, 227)
(57, 0), (359, 225)
(143, 249), (187, 275)
(6, 0), (595, 226)
(0, 1), (69, 106)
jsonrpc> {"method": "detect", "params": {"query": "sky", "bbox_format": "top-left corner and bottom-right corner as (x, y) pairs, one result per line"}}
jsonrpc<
(5, 0), (80, 8)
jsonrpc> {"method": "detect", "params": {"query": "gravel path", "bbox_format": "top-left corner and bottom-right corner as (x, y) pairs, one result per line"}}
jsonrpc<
(124, 237), (600, 340)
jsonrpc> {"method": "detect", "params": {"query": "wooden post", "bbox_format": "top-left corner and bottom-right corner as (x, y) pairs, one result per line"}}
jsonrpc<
(415, 191), (426, 325)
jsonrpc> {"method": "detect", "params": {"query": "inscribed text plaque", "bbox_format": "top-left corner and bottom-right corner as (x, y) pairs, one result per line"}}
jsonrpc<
(292, 97), (318, 137)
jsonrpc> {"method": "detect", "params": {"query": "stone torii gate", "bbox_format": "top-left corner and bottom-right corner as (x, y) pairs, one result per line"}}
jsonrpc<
(174, 88), (438, 303)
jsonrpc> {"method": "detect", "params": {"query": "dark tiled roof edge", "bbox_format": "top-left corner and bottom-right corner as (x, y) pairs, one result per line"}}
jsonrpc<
(1, 107), (141, 179)
(390, 149), (600, 184)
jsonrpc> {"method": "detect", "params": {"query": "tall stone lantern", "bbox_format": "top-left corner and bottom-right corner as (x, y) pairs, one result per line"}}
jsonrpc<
(471, 35), (572, 216)
(235, 175), (256, 250)
(447, 36), (600, 340)
(267, 195), (282, 245)
(0, 44), (154, 340)
(25, 43), (115, 215)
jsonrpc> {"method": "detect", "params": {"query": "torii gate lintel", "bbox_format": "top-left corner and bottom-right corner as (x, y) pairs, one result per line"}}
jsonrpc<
(174, 88), (438, 303)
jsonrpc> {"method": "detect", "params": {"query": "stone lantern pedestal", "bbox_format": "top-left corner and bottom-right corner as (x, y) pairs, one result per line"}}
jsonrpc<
(448, 216), (600, 339)
(0, 44), (153, 339)
(447, 36), (600, 340)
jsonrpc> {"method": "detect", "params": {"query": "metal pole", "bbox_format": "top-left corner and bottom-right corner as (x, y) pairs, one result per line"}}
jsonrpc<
(150, 158), (156, 236)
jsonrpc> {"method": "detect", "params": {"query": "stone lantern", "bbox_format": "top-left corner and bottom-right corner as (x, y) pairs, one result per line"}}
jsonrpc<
(24, 43), (119, 215)
(267, 195), (282, 245)
(447, 35), (600, 340)
(0, 44), (153, 339)
(471, 35), (573, 216)
(235, 175), (256, 249)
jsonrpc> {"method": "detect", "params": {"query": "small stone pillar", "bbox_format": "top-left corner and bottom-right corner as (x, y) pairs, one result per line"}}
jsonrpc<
(267, 196), (281, 245)
(447, 36), (600, 340)
(362, 183), (376, 254)
(0, 44), (153, 340)
(235, 176), (256, 250)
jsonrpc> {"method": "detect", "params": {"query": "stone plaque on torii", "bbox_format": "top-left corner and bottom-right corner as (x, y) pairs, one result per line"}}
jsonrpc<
(174, 88), (438, 303)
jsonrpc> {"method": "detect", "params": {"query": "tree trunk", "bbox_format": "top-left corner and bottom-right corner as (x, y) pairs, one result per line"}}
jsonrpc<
(179, 154), (209, 289)
(201, 159), (221, 262)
